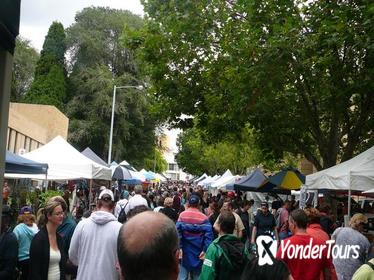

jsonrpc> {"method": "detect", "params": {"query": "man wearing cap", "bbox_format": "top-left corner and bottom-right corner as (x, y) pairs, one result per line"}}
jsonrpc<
(176, 194), (214, 280)
(251, 201), (279, 245)
(69, 189), (122, 280)
(0, 205), (18, 279)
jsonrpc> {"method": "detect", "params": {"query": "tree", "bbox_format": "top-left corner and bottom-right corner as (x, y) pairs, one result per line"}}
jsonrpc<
(23, 22), (67, 110)
(11, 37), (39, 102)
(66, 7), (143, 75)
(143, 148), (168, 173)
(66, 7), (156, 168)
(176, 126), (298, 175)
(140, 0), (374, 170)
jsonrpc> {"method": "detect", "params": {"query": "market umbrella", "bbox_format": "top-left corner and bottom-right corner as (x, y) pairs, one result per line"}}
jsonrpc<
(268, 167), (305, 190)
(111, 164), (132, 180)
(230, 169), (291, 194)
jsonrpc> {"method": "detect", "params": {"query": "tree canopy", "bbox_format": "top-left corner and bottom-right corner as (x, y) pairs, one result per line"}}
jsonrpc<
(11, 37), (39, 102)
(66, 7), (156, 169)
(176, 126), (298, 175)
(23, 22), (67, 110)
(140, 0), (374, 170)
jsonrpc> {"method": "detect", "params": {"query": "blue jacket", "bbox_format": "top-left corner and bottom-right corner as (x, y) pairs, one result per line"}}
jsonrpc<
(13, 223), (38, 261)
(176, 219), (213, 271)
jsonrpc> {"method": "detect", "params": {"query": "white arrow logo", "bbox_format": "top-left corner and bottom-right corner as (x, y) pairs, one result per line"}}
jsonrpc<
(256, 236), (277, 266)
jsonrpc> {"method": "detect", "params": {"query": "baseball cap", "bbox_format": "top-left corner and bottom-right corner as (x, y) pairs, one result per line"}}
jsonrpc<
(98, 189), (114, 201)
(19, 206), (33, 215)
(189, 194), (200, 205)
(227, 191), (236, 198)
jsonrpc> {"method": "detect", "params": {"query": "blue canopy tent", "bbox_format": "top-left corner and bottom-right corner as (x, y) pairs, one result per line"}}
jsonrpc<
(5, 151), (48, 175)
(231, 169), (291, 195)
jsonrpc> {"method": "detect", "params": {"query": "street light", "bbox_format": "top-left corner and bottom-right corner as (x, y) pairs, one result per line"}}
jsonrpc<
(108, 85), (144, 164)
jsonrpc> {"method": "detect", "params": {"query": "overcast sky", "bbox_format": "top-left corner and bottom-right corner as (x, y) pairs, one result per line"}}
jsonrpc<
(20, 0), (144, 51)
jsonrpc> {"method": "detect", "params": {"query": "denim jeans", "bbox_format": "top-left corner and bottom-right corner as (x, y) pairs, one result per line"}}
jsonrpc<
(178, 265), (200, 280)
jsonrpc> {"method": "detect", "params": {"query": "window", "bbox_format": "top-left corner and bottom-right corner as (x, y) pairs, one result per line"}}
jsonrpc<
(168, 163), (179, 171)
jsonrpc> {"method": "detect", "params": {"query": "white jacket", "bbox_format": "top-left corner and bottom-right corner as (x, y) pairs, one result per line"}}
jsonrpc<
(69, 210), (122, 280)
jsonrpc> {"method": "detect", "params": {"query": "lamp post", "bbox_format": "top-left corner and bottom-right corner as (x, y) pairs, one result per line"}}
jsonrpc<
(108, 85), (143, 164)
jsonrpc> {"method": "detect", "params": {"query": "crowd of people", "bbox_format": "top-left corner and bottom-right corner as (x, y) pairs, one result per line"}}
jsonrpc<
(0, 181), (373, 280)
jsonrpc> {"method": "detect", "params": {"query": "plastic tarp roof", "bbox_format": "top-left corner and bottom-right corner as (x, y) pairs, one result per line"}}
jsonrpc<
(81, 147), (109, 167)
(10, 136), (112, 180)
(5, 151), (48, 175)
(305, 146), (374, 191)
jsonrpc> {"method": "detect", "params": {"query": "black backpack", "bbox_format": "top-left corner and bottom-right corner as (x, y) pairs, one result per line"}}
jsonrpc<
(118, 202), (128, 223)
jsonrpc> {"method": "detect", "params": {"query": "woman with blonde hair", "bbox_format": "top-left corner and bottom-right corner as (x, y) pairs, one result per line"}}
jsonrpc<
(29, 196), (68, 280)
(160, 197), (178, 222)
(13, 206), (38, 280)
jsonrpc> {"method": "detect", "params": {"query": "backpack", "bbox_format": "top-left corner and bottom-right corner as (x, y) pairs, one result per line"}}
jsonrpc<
(118, 202), (129, 223)
(216, 238), (248, 280)
(275, 208), (283, 230)
(366, 261), (374, 270)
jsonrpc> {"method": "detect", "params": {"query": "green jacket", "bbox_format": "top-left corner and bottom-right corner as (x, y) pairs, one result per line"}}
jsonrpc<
(200, 234), (250, 280)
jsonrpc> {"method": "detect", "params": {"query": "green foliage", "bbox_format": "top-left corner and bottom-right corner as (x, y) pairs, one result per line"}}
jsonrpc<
(143, 148), (168, 173)
(66, 7), (143, 75)
(66, 7), (156, 168)
(176, 125), (298, 175)
(23, 22), (67, 111)
(24, 61), (66, 109)
(141, 0), (374, 170)
(41, 22), (66, 65)
(11, 37), (39, 102)
(39, 190), (63, 208)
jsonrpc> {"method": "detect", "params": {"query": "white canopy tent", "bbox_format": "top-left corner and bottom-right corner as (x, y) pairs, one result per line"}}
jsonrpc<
(129, 170), (146, 182)
(363, 188), (374, 194)
(200, 175), (221, 187)
(210, 169), (233, 189)
(216, 175), (241, 190)
(194, 173), (208, 184)
(305, 146), (374, 217)
(198, 176), (212, 186)
(6, 136), (112, 180)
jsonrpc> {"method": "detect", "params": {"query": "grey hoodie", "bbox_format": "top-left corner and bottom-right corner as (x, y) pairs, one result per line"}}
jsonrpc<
(69, 210), (122, 280)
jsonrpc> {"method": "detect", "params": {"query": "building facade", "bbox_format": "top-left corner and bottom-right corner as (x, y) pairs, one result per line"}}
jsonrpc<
(160, 128), (190, 181)
(6, 103), (69, 154)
